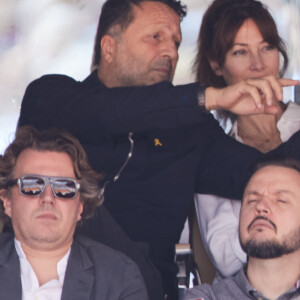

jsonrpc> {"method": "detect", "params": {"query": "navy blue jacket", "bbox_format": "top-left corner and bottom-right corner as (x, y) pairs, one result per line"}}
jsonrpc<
(18, 71), (300, 298)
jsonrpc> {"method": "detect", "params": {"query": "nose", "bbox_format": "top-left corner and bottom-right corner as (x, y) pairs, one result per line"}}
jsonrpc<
(160, 39), (179, 62)
(249, 51), (264, 71)
(39, 185), (55, 205)
(255, 197), (270, 215)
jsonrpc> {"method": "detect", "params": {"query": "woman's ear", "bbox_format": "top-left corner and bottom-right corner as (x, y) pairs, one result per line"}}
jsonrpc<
(209, 60), (223, 76)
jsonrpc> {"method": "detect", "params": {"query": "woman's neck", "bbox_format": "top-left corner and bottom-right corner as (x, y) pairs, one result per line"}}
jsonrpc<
(236, 104), (286, 152)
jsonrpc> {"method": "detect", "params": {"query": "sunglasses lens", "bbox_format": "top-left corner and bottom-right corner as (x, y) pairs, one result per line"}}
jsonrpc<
(18, 176), (79, 199)
(53, 179), (77, 199)
(20, 176), (44, 196)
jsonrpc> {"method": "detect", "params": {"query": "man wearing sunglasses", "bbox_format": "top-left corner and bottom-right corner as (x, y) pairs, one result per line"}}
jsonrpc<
(0, 126), (148, 300)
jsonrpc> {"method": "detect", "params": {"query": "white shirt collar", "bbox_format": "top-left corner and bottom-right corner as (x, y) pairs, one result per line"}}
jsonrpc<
(14, 238), (70, 300)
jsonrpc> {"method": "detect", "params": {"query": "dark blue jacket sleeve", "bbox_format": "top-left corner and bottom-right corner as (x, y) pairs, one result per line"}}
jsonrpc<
(194, 118), (262, 199)
(195, 122), (300, 200)
(18, 74), (207, 142)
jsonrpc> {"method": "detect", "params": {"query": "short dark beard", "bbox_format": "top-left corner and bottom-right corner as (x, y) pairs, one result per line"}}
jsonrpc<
(242, 240), (294, 258)
(241, 226), (300, 259)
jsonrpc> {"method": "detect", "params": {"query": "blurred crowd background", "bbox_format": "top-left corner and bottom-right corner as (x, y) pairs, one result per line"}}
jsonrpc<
(0, 0), (299, 153)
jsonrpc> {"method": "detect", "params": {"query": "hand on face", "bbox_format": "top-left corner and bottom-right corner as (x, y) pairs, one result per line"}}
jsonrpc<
(204, 18), (300, 115)
(205, 76), (299, 114)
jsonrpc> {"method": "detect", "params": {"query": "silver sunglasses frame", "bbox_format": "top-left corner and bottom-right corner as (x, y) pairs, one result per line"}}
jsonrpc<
(13, 174), (80, 199)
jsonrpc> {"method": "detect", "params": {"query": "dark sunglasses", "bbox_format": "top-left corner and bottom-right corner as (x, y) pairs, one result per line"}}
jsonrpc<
(8, 174), (80, 199)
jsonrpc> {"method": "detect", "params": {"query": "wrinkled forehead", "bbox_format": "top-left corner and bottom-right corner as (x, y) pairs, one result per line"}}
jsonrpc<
(131, 1), (181, 33)
(243, 165), (300, 202)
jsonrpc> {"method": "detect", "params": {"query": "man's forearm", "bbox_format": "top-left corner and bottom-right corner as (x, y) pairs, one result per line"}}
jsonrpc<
(19, 75), (213, 138)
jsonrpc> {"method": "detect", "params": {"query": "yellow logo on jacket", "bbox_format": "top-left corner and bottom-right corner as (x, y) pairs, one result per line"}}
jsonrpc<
(154, 138), (163, 147)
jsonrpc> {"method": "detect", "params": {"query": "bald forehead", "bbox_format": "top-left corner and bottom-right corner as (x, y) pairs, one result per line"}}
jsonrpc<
(250, 165), (300, 183)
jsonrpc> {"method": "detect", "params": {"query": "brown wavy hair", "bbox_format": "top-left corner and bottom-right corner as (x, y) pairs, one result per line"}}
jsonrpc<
(0, 126), (103, 222)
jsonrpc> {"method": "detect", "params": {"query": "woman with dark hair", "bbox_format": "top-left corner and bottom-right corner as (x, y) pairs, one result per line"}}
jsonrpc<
(194, 0), (300, 278)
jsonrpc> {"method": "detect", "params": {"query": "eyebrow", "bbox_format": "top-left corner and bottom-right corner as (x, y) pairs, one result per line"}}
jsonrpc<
(244, 190), (260, 196)
(244, 189), (295, 197)
(232, 40), (267, 47)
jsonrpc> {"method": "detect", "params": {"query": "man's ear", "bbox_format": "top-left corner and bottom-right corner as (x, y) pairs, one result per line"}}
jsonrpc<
(209, 60), (223, 76)
(77, 201), (83, 222)
(0, 189), (12, 218)
(100, 35), (117, 64)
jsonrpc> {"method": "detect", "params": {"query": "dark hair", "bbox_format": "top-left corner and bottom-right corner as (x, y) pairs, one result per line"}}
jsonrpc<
(254, 159), (300, 176)
(194, 0), (288, 87)
(91, 0), (187, 69)
(0, 126), (103, 221)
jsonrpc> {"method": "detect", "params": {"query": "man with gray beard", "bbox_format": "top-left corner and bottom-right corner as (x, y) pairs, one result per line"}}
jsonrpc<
(185, 159), (300, 300)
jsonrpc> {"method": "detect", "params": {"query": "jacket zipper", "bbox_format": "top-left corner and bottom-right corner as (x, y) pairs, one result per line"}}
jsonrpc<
(113, 132), (134, 181)
(100, 132), (134, 199)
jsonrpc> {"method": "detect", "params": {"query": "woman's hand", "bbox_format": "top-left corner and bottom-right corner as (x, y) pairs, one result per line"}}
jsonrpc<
(204, 76), (299, 115)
